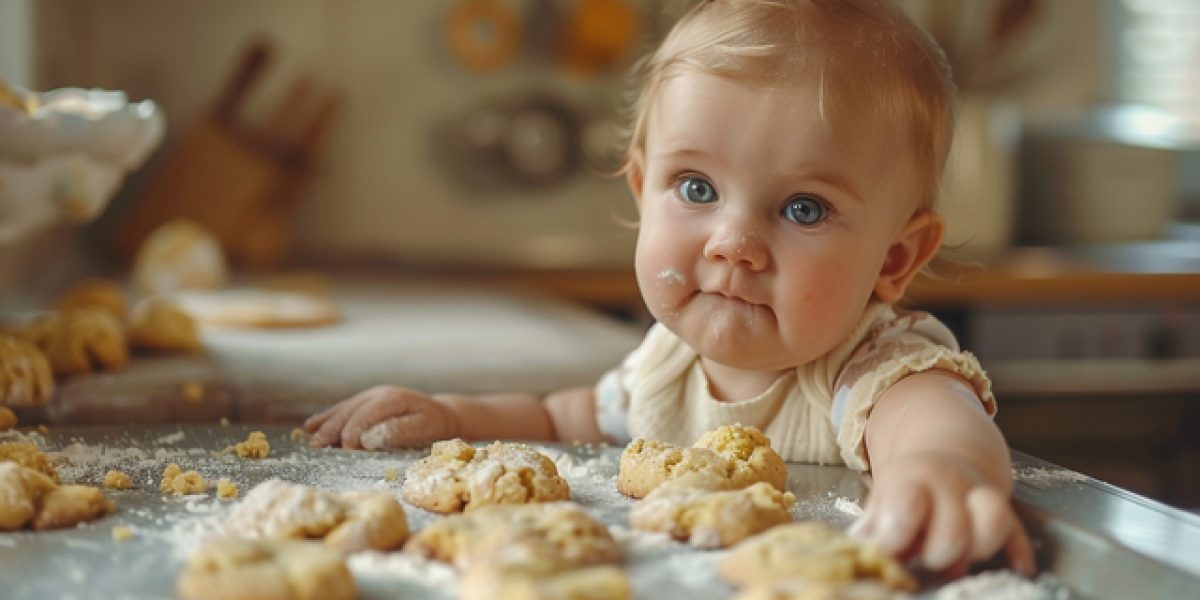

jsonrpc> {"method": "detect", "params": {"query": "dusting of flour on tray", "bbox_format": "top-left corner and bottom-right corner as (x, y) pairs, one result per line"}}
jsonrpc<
(1014, 466), (1089, 489)
(935, 570), (1068, 600)
(834, 496), (864, 518)
(154, 431), (186, 445)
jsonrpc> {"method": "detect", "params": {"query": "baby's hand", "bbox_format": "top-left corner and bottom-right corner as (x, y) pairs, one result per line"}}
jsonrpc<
(849, 451), (1034, 576)
(303, 385), (461, 450)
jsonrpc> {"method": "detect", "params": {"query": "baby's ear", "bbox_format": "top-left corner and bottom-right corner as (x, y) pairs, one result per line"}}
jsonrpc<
(873, 212), (943, 304)
(625, 148), (645, 208)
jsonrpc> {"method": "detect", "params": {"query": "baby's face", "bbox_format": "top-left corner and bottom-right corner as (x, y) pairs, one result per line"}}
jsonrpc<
(632, 70), (916, 372)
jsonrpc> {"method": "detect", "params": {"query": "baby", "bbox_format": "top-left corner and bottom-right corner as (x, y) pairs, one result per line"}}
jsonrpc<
(306, 0), (1033, 576)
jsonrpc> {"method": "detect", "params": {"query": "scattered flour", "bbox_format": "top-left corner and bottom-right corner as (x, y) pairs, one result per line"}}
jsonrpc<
(834, 496), (864, 518)
(657, 268), (686, 285)
(609, 524), (673, 553)
(350, 551), (456, 581)
(1014, 467), (1089, 489)
(790, 489), (861, 528)
(154, 431), (186, 445)
(936, 571), (1068, 600)
(9, 430), (1083, 600)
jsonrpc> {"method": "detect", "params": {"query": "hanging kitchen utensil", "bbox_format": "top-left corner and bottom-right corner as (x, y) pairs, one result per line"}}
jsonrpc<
(558, 0), (641, 78)
(445, 0), (523, 73)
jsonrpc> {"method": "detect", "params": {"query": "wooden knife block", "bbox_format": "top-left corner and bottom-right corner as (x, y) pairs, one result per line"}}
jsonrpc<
(114, 41), (339, 268)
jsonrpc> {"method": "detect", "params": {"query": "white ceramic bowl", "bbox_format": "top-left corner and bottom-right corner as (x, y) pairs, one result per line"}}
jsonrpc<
(0, 86), (165, 167)
(0, 86), (165, 244)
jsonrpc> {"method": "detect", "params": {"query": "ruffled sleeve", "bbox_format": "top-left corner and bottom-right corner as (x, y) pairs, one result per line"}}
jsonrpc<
(830, 309), (996, 471)
(592, 328), (652, 445)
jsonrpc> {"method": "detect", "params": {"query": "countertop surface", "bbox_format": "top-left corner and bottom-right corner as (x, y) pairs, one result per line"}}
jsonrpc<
(21, 281), (644, 426)
(2, 425), (1199, 599)
(415, 244), (1200, 311)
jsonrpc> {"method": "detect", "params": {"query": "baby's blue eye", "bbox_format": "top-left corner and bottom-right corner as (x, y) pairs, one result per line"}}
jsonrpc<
(678, 177), (717, 204)
(782, 196), (826, 225)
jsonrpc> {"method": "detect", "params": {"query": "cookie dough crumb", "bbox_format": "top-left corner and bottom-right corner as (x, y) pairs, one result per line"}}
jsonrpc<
(170, 471), (208, 495)
(289, 427), (305, 442)
(180, 382), (204, 402)
(234, 431), (270, 459)
(217, 478), (239, 499)
(103, 470), (134, 489)
(0, 442), (58, 481)
(112, 526), (135, 541)
(160, 464), (181, 491)
(0, 407), (15, 430)
(385, 467), (397, 482)
(219, 417), (230, 427)
(36, 424), (49, 435)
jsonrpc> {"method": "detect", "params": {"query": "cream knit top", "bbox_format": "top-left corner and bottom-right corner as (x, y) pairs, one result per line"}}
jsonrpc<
(594, 303), (996, 471)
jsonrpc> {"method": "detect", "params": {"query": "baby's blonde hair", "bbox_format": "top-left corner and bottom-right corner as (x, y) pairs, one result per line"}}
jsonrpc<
(623, 0), (956, 214)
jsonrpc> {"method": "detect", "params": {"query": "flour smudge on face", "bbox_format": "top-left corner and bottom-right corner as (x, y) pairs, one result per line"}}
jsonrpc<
(657, 268), (686, 285)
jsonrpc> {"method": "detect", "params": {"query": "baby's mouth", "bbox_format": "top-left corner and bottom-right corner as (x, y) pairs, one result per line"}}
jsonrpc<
(701, 288), (762, 309)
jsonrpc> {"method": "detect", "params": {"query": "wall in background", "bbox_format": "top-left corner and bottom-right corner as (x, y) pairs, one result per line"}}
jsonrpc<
(28, 0), (1108, 270)
(0, 0), (33, 86)
(34, 0), (647, 269)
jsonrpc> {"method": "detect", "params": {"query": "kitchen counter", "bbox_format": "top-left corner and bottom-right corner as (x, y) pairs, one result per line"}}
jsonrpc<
(2, 425), (1198, 599)
(425, 244), (1200, 315)
(22, 281), (644, 426)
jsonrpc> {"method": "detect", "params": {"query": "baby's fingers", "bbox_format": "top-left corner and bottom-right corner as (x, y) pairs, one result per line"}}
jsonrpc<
(341, 394), (420, 450)
(304, 391), (370, 434)
(965, 486), (1015, 562)
(357, 416), (443, 451)
(309, 391), (378, 447)
(1005, 513), (1037, 576)
(921, 487), (970, 570)
(302, 405), (338, 433)
(864, 485), (931, 557)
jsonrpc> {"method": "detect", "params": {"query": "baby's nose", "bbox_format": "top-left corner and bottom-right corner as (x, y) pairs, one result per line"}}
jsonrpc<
(703, 223), (768, 271)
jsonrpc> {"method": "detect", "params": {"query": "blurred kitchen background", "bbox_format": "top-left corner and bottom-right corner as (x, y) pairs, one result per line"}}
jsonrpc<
(1, 0), (1198, 508)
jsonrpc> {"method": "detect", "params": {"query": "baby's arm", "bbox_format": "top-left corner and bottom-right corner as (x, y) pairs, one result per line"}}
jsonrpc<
(854, 370), (1035, 575)
(303, 385), (604, 449)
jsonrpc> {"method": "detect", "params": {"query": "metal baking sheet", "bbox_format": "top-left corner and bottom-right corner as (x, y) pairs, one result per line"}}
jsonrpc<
(1, 425), (1197, 599)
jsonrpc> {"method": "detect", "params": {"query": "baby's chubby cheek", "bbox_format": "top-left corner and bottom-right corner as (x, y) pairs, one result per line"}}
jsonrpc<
(637, 262), (691, 319)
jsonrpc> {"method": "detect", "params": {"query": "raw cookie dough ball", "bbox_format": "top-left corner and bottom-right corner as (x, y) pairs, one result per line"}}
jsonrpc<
(31, 484), (116, 530)
(618, 424), (786, 498)
(103, 470), (134, 489)
(0, 462), (57, 529)
(127, 296), (202, 353)
(133, 219), (228, 295)
(324, 491), (411, 554)
(176, 539), (355, 600)
(696, 423), (788, 491)
(0, 334), (54, 407)
(718, 522), (917, 592)
(23, 309), (129, 376)
(0, 442), (58, 481)
(401, 439), (570, 514)
(404, 501), (620, 572)
(733, 579), (896, 600)
(223, 479), (409, 553)
(618, 440), (729, 498)
(630, 480), (795, 548)
(460, 564), (632, 600)
(57, 277), (127, 320)
(0, 463), (114, 531)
